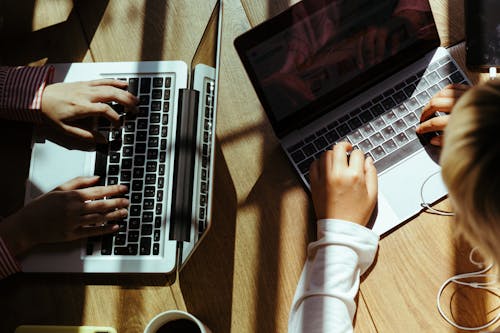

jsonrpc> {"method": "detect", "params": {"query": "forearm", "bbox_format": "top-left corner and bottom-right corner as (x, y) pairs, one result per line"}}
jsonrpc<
(0, 65), (54, 122)
(288, 219), (379, 333)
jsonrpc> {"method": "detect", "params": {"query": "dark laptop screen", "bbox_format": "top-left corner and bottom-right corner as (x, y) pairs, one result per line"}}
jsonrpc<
(235, 0), (440, 137)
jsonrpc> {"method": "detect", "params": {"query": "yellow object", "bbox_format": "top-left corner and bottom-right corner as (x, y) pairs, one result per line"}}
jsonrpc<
(15, 326), (117, 333)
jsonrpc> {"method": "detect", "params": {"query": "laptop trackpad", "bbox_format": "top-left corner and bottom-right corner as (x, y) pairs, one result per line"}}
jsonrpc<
(379, 149), (447, 222)
(26, 139), (95, 202)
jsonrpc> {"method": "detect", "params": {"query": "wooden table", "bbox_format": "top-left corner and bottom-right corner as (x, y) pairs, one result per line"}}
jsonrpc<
(0, 1), (497, 332)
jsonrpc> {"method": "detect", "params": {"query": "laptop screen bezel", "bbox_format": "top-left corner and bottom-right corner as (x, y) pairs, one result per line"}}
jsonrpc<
(234, 0), (441, 138)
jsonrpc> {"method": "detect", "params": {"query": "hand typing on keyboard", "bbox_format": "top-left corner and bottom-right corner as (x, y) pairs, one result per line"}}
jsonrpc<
(41, 79), (139, 144)
(309, 142), (378, 225)
(0, 176), (129, 256)
(416, 84), (471, 146)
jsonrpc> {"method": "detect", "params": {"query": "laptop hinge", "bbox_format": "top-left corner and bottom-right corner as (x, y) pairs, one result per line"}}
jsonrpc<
(170, 88), (199, 242)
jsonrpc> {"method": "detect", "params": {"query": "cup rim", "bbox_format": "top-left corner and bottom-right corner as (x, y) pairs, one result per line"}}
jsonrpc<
(144, 310), (207, 333)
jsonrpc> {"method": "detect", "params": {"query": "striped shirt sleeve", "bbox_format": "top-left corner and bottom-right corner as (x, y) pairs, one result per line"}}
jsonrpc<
(0, 236), (21, 279)
(0, 65), (54, 123)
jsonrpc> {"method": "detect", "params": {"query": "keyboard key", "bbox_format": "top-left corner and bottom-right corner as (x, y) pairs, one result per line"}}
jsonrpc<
(140, 78), (151, 93)
(382, 139), (397, 153)
(404, 112), (419, 126)
(154, 230), (161, 242)
(150, 112), (161, 123)
(337, 123), (350, 136)
(372, 118), (386, 131)
(370, 104), (385, 116)
(347, 130), (363, 144)
(359, 110), (374, 122)
(415, 91), (430, 105)
(144, 186), (155, 197)
(114, 233), (126, 246)
(101, 235), (113, 255)
(153, 77), (163, 88)
(313, 136), (328, 150)
(358, 139), (373, 151)
(134, 155), (145, 166)
(360, 123), (375, 137)
(125, 121), (135, 132)
(404, 127), (418, 140)
(381, 97), (396, 110)
(438, 77), (451, 89)
(393, 91), (407, 104)
(122, 158), (133, 169)
(427, 84), (441, 97)
(302, 143), (316, 157)
(110, 152), (120, 164)
(369, 132), (384, 146)
(291, 150), (306, 163)
(392, 119), (407, 132)
(139, 95), (150, 106)
(143, 212), (153, 223)
(164, 77), (172, 88)
(415, 77), (429, 92)
(426, 71), (440, 84)
(403, 83), (417, 97)
(130, 205), (141, 216)
(140, 237), (152, 255)
(120, 170), (131, 182)
(115, 244), (138, 255)
(326, 120), (339, 130)
(325, 130), (339, 143)
(381, 125), (396, 139)
(131, 192), (142, 204)
(348, 117), (362, 129)
(132, 180), (143, 191)
(298, 157), (313, 173)
(128, 230), (140, 242)
(382, 110), (397, 124)
(437, 61), (457, 77)
(150, 125), (160, 135)
(371, 146), (386, 160)
(316, 127), (327, 136)
(393, 104), (409, 117)
(450, 71), (464, 83)
(128, 78), (139, 96)
(394, 132), (409, 146)
(145, 174), (156, 184)
(151, 101), (161, 112)
(383, 88), (395, 97)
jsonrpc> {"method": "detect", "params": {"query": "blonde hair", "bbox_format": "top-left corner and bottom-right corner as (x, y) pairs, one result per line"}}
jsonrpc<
(441, 80), (500, 264)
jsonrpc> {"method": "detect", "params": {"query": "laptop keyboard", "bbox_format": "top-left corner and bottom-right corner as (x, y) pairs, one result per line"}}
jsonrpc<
(286, 55), (468, 184)
(88, 75), (173, 257)
(197, 79), (215, 237)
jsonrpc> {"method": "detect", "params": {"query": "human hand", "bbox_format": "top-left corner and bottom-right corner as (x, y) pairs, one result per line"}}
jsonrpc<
(1, 176), (129, 255)
(416, 84), (470, 146)
(309, 142), (378, 226)
(41, 79), (138, 143)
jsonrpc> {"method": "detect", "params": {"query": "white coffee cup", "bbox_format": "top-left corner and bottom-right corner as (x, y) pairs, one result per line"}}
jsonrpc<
(144, 310), (212, 333)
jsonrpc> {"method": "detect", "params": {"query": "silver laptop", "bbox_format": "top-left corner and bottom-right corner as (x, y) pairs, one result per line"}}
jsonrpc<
(21, 1), (222, 273)
(235, 0), (470, 235)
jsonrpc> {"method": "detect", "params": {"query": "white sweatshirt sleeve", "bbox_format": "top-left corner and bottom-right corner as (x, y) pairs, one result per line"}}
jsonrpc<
(288, 219), (379, 333)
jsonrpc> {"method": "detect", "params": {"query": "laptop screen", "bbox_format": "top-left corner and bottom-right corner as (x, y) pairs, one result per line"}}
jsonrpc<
(235, 0), (440, 137)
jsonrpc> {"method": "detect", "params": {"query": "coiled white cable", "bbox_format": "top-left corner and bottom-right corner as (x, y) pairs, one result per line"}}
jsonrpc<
(436, 247), (500, 331)
(420, 170), (455, 216)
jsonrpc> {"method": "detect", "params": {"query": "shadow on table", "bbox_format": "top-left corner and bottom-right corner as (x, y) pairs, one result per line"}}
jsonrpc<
(0, 0), (108, 65)
(179, 141), (237, 333)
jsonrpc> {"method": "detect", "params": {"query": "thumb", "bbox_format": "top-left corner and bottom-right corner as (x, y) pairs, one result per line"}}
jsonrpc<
(364, 156), (378, 202)
(55, 176), (100, 191)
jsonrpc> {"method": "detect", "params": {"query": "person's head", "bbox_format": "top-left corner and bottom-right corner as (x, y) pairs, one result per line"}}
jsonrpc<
(441, 80), (500, 263)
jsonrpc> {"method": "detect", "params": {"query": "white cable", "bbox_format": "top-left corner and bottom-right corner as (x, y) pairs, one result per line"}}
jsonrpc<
(420, 170), (455, 216)
(437, 248), (500, 330)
